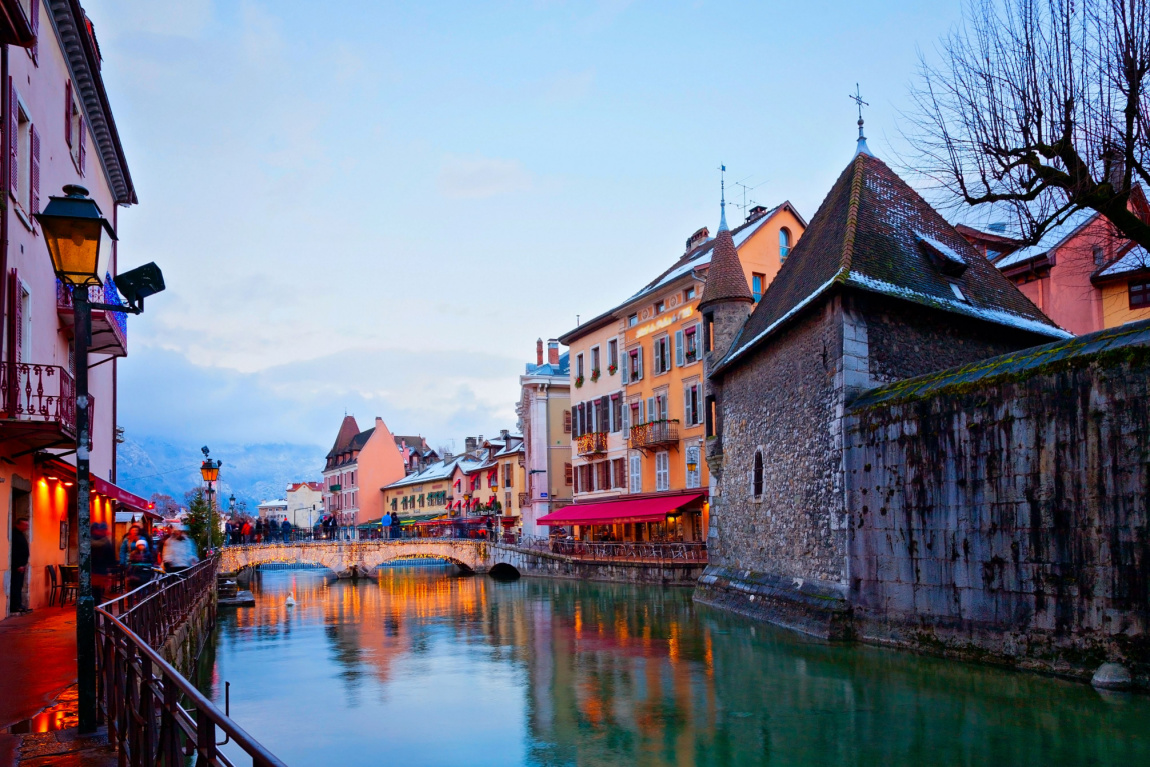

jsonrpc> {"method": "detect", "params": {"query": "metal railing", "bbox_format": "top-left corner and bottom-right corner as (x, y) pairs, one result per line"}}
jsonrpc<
(56, 274), (128, 343)
(0, 361), (77, 434)
(549, 540), (707, 563)
(96, 557), (288, 767)
(575, 431), (609, 456)
(628, 419), (679, 450)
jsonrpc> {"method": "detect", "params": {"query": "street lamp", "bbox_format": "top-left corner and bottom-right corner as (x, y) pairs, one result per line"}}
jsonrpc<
(35, 185), (165, 733)
(200, 447), (222, 550)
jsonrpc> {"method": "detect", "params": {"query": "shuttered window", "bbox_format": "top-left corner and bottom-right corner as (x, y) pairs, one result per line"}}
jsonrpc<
(686, 445), (701, 488)
(655, 451), (669, 491)
(629, 453), (642, 493)
(564, 462), (573, 486)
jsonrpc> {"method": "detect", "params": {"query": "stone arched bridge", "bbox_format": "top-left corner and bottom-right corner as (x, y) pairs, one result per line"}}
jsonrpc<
(218, 540), (528, 579)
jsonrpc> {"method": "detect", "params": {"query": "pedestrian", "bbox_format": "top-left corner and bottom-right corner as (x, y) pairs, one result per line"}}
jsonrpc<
(281, 517), (291, 543)
(9, 517), (29, 613)
(485, 517), (494, 542)
(381, 512), (392, 540)
(119, 524), (153, 566)
(126, 539), (154, 590)
(391, 513), (401, 540)
(91, 522), (116, 603)
(224, 520), (234, 546)
(241, 519), (252, 544)
(162, 523), (200, 575)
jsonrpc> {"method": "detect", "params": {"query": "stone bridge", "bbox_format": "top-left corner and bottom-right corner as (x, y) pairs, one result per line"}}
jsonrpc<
(218, 540), (527, 579)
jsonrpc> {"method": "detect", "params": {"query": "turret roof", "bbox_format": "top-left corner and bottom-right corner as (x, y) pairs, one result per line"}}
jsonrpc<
(326, 416), (361, 459)
(698, 222), (753, 310)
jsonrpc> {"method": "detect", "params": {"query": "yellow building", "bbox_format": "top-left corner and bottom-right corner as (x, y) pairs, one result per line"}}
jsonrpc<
(551, 202), (805, 542)
(381, 459), (457, 523)
(1094, 245), (1150, 328)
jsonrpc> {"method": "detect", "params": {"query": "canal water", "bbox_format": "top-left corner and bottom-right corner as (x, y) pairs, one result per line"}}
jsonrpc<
(199, 566), (1150, 766)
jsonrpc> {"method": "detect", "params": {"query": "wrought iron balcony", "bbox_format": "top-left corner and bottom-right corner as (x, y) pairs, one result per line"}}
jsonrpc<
(0, 362), (93, 452)
(628, 419), (679, 451)
(575, 431), (608, 456)
(57, 274), (128, 357)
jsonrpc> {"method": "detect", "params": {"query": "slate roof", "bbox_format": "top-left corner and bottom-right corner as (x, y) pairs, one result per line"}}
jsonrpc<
(348, 428), (375, 451)
(698, 223), (753, 310)
(1095, 244), (1150, 280)
(993, 208), (1098, 269)
(850, 318), (1150, 410)
(525, 350), (570, 376)
(326, 416), (361, 459)
(715, 153), (1067, 375)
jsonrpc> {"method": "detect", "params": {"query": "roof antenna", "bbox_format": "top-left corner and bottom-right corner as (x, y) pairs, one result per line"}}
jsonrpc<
(733, 176), (766, 217)
(849, 84), (872, 156)
(718, 164), (728, 232)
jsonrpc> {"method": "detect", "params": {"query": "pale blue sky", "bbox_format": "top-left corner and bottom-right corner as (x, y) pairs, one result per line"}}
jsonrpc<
(89, 0), (967, 451)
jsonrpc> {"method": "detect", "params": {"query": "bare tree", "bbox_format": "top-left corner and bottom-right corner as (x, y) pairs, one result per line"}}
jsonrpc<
(906, 0), (1150, 251)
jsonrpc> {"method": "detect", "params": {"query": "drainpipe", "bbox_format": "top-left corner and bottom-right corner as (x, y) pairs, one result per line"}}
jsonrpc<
(1, 43), (8, 397)
(111, 206), (117, 482)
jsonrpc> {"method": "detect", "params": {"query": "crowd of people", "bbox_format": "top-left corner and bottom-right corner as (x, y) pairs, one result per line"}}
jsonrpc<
(91, 521), (202, 600)
(223, 516), (294, 545)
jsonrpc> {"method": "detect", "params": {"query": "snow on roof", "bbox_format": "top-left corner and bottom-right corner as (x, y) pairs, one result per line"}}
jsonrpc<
(384, 455), (478, 489)
(994, 209), (1097, 268)
(1098, 245), (1150, 277)
(720, 272), (842, 370)
(846, 273), (1072, 338)
(916, 231), (967, 265)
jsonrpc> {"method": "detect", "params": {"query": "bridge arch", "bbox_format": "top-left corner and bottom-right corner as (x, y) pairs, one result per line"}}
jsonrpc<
(488, 562), (521, 580)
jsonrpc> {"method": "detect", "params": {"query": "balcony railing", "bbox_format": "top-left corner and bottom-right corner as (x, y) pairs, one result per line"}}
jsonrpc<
(629, 419), (679, 450)
(575, 431), (608, 456)
(1, 362), (76, 434)
(57, 274), (128, 357)
(550, 540), (707, 563)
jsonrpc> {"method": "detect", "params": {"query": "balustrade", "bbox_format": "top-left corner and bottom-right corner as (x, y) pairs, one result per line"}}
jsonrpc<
(628, 419), (679, 450)
(575, 430), (609, 456)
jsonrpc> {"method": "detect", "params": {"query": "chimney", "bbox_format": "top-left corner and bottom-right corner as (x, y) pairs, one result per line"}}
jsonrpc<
(746, 205), (768, 223)
(547, 339), (560, 366)
(443, 450), (453, 462)
(465, 436), (477, 453)
(685, 226), (710, 253)
(500, 429), (510, 443)
(1105, 147), (1126, 192)
(536, 338), (544, 366)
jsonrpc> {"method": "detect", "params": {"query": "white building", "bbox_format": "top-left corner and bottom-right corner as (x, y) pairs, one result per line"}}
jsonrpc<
(516, 339), (572, 539)
(285, 482), (323, 528)
(257, 499), (288, 525)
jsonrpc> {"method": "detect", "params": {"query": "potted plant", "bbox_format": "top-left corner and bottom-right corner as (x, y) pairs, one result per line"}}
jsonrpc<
(574, 375), (585, 388)
(590, 368), (601, 382)
(608, 364), (618, 376)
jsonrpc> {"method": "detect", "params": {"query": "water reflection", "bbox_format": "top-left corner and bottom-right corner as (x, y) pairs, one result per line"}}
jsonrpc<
(201, 568), (1150, 766)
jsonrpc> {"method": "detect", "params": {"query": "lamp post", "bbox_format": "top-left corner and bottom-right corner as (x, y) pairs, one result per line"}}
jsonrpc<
(200, 447), (222, 551)
(35, 185), (165, 733)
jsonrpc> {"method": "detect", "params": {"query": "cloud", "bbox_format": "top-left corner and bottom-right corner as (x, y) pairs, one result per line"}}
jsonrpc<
(437, 154), (533, 200)
(118, 346), (524, 450)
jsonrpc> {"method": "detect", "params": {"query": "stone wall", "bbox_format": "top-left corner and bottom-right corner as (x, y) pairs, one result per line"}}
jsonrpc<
(160, 587), (216, 678)
(845, 344), (1150, 681)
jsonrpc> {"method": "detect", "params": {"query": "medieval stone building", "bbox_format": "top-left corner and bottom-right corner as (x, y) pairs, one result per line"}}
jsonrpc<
(697, 142), (1070, 639)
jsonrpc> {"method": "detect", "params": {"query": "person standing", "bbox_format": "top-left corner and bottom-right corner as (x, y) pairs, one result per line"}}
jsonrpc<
(119, 524), (152, 566)
(9, 518), (29, 614)
(241, 519), (252, 544)
(381, 512), (392, 540)
(281, 517), (291, 544)
(91, 523), (116, 603)
(391, 513), (401, 541)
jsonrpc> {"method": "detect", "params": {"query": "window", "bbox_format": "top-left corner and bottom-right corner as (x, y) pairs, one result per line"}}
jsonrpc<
(611, 395), (622, 432)
(653, 336), (670, 374)
(949, 283), (967, 302)
(752, 273), (765, 302)
(596, 462), (609, 491)
(628, 347), (643, 380)
(703, 311), (713, 352)
(686, 324), (700, 363)
(705, 395), (716, 437)
(1093, 246), (1105, 266)
(655, 451), (669, 491)
(16, 280), (30, 363)
(504, 463), (513, 487)
(684, 287), (696, 301)
(686, 445), (701, 488)
(1131, 279), (1150, 309)
(565, 463), (573, 485)
(612, 458), (626, 489)
(752, 450), (764, 499)
(629, 453), (642, 493)
(607, 339), (618, 371)
(591, 346), (600, 376)
(13, 97), (39, 215)
(779, 227), (791, 261)
(629, 402), (641, 430)
(628, 313), (638, 327)
(655, 299), (665, 314)
(576, 353), (584, 379)
(684, 382), (701, 426)
(564, 409), (572, 433)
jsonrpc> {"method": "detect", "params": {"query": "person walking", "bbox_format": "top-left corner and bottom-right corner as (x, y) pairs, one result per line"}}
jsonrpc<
(391, 513), (401, 540)
(381, 512), (392, 540)
(224, 520), (234, 546)
(241, 519), (252, 544)
(119, 524), (153, 566)
(9, 517), (29, 614)
(281, 517), (291, 543)
(126, 540), (155, 590)
(162, 523), (200, 575)
(91, 522), (116, 603)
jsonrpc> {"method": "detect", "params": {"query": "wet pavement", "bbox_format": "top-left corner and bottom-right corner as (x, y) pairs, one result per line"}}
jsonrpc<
(0, 608), (116, 767)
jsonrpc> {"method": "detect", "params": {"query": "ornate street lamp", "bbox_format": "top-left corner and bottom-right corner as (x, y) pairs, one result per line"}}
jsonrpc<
(200, 447), (222, 550)
(35, 184), (165, 733)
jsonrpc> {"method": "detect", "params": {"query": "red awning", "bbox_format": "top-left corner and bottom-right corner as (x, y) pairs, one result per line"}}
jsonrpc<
(537, 492), (704, 526)
(45, 459), (158, 517)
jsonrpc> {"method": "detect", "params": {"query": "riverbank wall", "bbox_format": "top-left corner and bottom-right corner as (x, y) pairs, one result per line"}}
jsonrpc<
(157, 579), (217, 678)
(698, 321), (1150, 685)
(503, 546), (706, 585)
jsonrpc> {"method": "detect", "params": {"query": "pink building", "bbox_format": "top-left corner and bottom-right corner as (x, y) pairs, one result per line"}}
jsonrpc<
(1, 2), (149, 616)
(322, 416), (406, 532)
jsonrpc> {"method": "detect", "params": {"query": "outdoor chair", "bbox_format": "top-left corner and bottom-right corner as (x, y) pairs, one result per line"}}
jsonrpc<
(46, 564), (65, 606)
(57, 565), (79, 605)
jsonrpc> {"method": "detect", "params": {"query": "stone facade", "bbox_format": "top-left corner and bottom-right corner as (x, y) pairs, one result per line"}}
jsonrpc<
(845, 324), (1150, 682)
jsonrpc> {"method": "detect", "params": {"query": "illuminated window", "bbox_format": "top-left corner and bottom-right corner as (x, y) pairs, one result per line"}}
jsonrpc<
(752, 273), (765, 302)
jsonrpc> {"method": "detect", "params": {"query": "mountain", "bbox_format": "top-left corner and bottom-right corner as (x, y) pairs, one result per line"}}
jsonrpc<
(117, 436), (325, 510)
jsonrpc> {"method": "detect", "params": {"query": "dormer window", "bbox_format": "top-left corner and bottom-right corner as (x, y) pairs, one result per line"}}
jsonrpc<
(917, 232), (968, 277)
(949, 283), (968, 302)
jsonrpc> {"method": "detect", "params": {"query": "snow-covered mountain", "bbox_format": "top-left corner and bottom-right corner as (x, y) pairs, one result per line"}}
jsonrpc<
(117, 436), (324, 509)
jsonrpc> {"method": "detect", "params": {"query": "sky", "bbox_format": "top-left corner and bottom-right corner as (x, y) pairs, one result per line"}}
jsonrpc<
(88, 0), (970, 455)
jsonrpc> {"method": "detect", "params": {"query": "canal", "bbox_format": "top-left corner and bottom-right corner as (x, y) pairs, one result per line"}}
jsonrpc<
(198, 566), (1150, 766)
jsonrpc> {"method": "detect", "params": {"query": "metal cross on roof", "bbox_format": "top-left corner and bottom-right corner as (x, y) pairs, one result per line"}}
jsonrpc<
(849, 84), (872, 156)
(718, 163), (728, 231)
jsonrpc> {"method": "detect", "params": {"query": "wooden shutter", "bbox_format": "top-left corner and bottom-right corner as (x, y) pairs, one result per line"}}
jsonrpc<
(563, 409), (571, 433)
(675, 330), (684, 367)
(30, 125), (39, 215)
(647, 397), (655, 422)
(78, 116), (86, 176)
(621, 352), (629, 384)
(684, 386), (691, 425)
(13, 271), (22, 365)
(622, 401), (630, 431)
(565, 462), (573, 485)
(636, 347), (643, 380)
(599, 396), (609, 431)
(8, 80), (17, 193)
(29, 0), (38, 64)
(65, 81), (72, 147)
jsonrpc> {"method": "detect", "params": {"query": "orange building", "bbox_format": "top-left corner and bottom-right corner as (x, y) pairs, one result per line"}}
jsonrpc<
(550, 202), (805, 542)
(322, 416), (407, 534)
